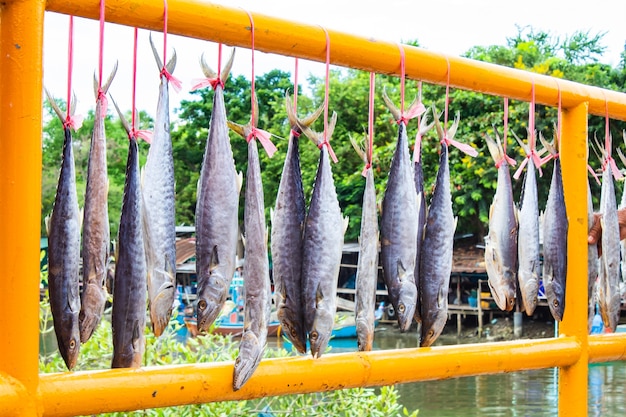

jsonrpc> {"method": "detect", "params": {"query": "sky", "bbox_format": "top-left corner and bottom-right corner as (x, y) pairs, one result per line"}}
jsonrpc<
(42, 0), (626, 121)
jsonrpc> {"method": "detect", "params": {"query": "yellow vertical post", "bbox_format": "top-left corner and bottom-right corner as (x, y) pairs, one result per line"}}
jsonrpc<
(0, 0), (46, 414)
(558, 102), (589, 416)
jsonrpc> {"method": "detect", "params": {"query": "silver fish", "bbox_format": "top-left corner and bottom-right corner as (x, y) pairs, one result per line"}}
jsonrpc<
(540, 134), (568, 322)
(616, 139), (626, 289)
(230, 134), (271, 390)
(79, 64), (117, 343)
(110, 98), (147, 368)
(484, 130), (518, 312)
(270, 95), (323, 354)
(142, 38), (177, 337)
(350, 135), (379, 352)
(412, 111), (433, 324)
(419, 107), (458, 347)
(587, 181), (598, 333)
(299, 113), (348, 358)
(512, 130), (540, 316)
(596, 136), (620, 331)
(195, 51), (242, 332)
(380, 91), (420, 332)
(45, 90), (81, 370)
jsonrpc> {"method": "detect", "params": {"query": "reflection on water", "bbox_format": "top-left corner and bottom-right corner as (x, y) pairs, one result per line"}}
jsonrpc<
(274, 327), (626, 416)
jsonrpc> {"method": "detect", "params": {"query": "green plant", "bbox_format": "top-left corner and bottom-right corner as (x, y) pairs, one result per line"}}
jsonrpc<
(39, 302), (418, 416)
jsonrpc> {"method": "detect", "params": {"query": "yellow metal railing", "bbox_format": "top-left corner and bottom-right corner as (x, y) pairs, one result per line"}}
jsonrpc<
(2, 0), (626, 415)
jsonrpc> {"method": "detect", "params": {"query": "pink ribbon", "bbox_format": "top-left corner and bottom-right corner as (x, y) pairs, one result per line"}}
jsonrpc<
(160, 67), (182, 93)
(513, 150), (545, 180)
(604, 156), (624, 180)
(97, 88), (108, 118)
(246, 127), (277, 158)
(131, 128), (153, 144)
(495, 153), (517, 169)
(190, 77), (223, 91)
(361, 162), (372, 177)
(398, 102), (426, 126)
(319, 139), (338, 164)
(587, 164), (601, 186)
(64, 114), (84, 131)
(442, 135), (478, 158)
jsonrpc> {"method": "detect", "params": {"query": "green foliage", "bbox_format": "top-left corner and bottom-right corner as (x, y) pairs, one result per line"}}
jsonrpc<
(38, 301), (417, 416)
(41, 27), (626, 242)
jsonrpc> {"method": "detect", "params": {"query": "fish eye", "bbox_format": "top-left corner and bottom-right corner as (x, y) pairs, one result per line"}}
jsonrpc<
(428, 330), (434, 337)
(398, 304), (405, 313)
(290, 328), (298, 338)
(69, 339), (76, 349)
(310, 331), (318, 340)
(198, 300), (207, 311)
(553, 299), (559, 307)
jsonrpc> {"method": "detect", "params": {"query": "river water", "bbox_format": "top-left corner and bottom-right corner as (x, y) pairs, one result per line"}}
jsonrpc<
(279, 329), (626, 416)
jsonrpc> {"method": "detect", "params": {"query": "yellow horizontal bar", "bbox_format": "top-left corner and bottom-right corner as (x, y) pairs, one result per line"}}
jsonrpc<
(45, 0), (626, 119)
(38, 337), (580, 416)
(588, 334), (626, 363)
(0, 372), (34, 416)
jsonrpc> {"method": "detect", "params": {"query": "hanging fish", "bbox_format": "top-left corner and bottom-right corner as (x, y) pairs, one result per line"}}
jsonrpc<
(228, 117), (272, 390)
(195, 51), (243, 332)
(350, 135), (379, 352)
(79, 64), (117, 343)
(420, 105), (472, 347)
(141, 37), (177, 337)
(484, 129), (518, 312)
(413, 110), (434, 324)
(379, 91), (421, 333)
(271, 94), (323, 354)
(540, 133), (568, 322)
(595, 136), (621, 331)
(110, 98), (148, 368)
(587, 181), (598, 333)
(298, 113), (348, 358)
(45, 90), (81, 370)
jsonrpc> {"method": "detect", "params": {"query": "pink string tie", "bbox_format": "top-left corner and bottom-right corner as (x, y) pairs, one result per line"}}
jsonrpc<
(247, 128), (277, 158)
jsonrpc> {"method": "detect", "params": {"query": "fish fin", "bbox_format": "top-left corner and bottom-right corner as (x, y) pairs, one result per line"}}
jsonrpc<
(285, 92), (324, 131)
(342, 216), (349, 235)
(447, 111), (461, 140)
(489, 203), (495, 221)
(196, 177), (201, 202)
(227, 120), (247, 138)
(397, 260), (407, 282)
(510, 129), (530, 155)
(269, 207), (275, 226)
(109, 94), (132, 136)
(101, 61), (119, 94)
(315, 283), (324, 308)
(44, 214), (51, 237)
(484, 133), (502, 165)
(209, 245), (220, 272)
(236, 171), (244, 194)
(617, 147), (626, 169)
(453, 217), (458, 233)
(221, 49), (236, 82)
(381, 88), (401, 121)
(166, 49), (177, 75)
(44, 88), (65, 122)
(132, 320), (142, 350)
(240, 234), (246, 249)
(78, 206), (84, 233)
(349, 134), (367, 164)
(149, 33), (163, 72)
(437, 286), (447, 308)
(539, 132), (557, 157)
(199, 53), (217, 79)
(418, 108), (435, 136)
(93, 72), (99, 100)
(431, 104), (445, 142)
(326, 112), (338, 140)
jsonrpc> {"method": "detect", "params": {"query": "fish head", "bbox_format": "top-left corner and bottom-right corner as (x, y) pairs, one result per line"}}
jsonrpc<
(309, 309), (335, 359)
(519, 272), (539, 315)
(396, 279), (417, 332)
(149, 277), (176, 337)
(78, 281), (107, 343)
(233, 332), (264, 390)
(277, 309), (307, 354)
(484, 244), (516, 312)
(57, 311), (80, 370)
(196, 295), (222, 332)
(545, 273), (565, 321)
(420, 286), (448, 347)
(356, 317), (374, 351)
